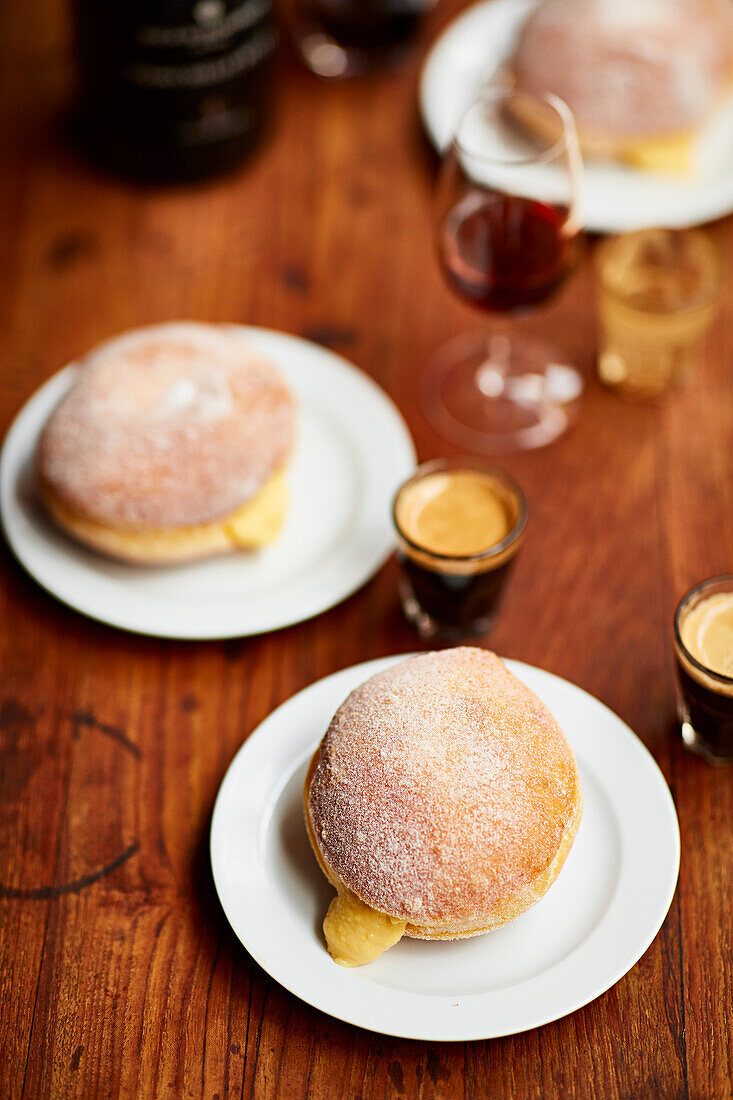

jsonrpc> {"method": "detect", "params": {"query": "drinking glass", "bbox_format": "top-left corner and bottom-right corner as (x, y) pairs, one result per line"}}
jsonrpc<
(596, 227), (723, 400)
(286, 0), (434, 77)
(392, 456), (527, 641)
(674, 576), (733, 764)
(422, 85), (584, 452)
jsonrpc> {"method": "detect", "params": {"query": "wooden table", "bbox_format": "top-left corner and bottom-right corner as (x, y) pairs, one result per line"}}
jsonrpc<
(1, 2), (731, 1097)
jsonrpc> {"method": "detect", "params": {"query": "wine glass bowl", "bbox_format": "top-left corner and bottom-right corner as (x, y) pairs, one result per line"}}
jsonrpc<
(424, 86), (585, 452)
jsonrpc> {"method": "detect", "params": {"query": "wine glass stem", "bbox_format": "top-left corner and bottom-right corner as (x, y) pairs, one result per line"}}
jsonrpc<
(475, 330), (512, 397)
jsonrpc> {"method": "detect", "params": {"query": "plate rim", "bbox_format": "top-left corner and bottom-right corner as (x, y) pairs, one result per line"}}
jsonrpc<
(210, 653), (681, 1041)
(0, 325), (416, 640)
(419, 0), (733, 233)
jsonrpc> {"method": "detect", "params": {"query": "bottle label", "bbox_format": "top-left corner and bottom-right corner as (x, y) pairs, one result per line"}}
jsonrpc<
(125, 25), (277, 89)
(137, 0), (271, 51)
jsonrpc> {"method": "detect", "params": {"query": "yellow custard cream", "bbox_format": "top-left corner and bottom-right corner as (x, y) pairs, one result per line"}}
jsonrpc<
(323, 888), (406, 967)
(621, 131), (694, 176)
(681, 592), (733, 677)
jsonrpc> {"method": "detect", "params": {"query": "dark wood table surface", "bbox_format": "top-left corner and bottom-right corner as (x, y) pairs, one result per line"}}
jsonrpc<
(2, 2), (732, 1097)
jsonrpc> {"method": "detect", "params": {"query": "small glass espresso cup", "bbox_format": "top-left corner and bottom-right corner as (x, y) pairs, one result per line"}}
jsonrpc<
(674, 576), (733, 765)
(392, 457), (527, 641)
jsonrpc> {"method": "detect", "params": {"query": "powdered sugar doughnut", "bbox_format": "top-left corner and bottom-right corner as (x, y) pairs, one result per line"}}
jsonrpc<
(305, 648), (582, 942)
(39, 323), (295, 528)
(511, 0), (733, 160)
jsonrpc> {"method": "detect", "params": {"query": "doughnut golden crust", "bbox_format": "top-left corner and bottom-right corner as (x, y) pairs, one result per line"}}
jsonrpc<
(37, 468), (288, 565)
(36, 323), (296, 562)
(510, 0), (733, 169)
(305, 648), (582, 958)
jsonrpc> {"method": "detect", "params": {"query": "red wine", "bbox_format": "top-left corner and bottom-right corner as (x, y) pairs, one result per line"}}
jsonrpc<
(440, 192), (576, 313)
(309, 0), (426, 51)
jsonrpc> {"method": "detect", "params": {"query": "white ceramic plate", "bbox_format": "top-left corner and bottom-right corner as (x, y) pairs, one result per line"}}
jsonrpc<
(0, 328), (415, 639)
(210, 655), (680, 1041)
(420, 0), (733, 233)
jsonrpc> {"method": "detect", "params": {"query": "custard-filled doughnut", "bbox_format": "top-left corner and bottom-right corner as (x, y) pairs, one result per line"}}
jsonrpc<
(37, 323), (296, 563)
(511, 0), (733, 173)
(304, 647), (582, 967)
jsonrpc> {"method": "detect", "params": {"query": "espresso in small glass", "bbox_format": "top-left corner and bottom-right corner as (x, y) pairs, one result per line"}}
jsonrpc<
(674, 576), (733, 764)
(393, 458), (527, 641)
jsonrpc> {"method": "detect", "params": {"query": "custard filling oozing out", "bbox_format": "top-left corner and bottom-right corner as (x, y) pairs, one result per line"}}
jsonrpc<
(323, 887), (406, 967)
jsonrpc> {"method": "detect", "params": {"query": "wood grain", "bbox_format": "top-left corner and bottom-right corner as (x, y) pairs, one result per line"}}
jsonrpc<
(1, 1), (731, 1097)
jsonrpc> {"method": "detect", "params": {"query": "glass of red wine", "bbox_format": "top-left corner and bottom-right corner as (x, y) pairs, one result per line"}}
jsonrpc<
(422, 85), (584, 452)
(287, 0), (435, 77)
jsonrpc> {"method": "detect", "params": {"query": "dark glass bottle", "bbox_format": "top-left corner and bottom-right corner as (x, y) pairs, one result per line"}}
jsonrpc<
(71, 0), (277, 182)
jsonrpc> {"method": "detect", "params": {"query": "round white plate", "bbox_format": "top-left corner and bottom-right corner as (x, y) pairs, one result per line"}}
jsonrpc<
(0, 328), (415, 639)
(420, 0), (733, 233)
(211, 654), (680, 1041)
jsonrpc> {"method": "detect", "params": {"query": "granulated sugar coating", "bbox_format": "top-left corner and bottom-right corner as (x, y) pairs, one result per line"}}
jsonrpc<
(38, 323), (296, 528)
(306, 648), (582, 939)
(513, 0), (732, 140)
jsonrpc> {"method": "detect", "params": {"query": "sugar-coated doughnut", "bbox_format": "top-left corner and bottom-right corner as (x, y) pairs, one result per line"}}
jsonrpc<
(37, 323), (296, 563)
(511, 0), (733, 170)
(304, 648), (582, 965)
